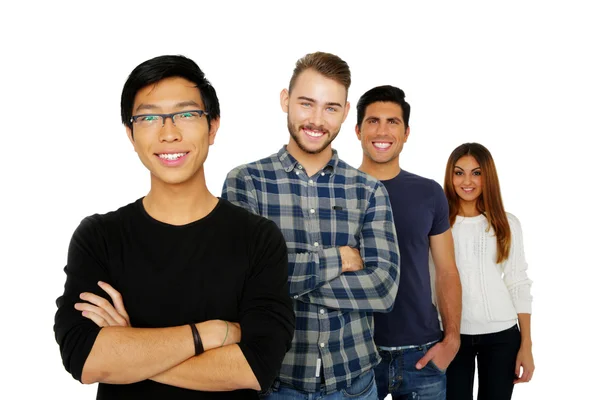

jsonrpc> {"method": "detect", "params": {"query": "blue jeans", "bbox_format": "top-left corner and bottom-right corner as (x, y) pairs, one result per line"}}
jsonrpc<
(262, 370), (378, 399)
(374, 340), (446, 400)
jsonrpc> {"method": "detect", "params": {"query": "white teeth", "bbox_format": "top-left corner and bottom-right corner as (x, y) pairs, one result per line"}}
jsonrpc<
(373, 142), (391, 149)
(304, 129), (324, 137)
(158, 152), (186, 160)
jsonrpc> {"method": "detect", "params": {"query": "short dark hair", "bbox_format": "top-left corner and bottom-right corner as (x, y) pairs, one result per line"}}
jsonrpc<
(289, 52), (351, 94)
(356, 85), (410, 128)
(121, 55), (220, 130)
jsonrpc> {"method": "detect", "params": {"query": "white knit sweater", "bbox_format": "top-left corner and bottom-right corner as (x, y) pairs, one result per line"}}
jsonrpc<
(432, 213), (533, 335)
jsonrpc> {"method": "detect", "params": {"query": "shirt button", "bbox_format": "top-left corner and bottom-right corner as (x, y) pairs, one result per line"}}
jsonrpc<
(310, 209), (315, 214)
(321, 172), (325, 176)
(298, 165), (303, 170)
(314, 242), (319, 247)
(320, 309), (325, 314)
(308, 179), (314, 185)
(293, 295), (299, 299)
(295, 171), (300, 175)
(320, 343), (325, 348)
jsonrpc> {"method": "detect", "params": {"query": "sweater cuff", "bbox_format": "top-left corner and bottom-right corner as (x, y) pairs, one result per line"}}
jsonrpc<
(514, 301), (532, 314)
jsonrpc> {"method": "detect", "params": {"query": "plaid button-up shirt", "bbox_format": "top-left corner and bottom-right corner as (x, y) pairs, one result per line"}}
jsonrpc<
(222, 146), (400, 394)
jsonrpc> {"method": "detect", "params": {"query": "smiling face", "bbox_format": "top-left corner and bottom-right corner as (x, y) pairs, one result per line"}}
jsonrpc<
(126, 76), (219, 186)
(356, 101), (410, 165)
(281, 68), (349, 155)
(452, 155), (483, 204)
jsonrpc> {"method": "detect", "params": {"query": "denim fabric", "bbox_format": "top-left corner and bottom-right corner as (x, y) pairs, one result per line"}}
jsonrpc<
(262, 370), (377, 400)
(374, 340), (446, 400)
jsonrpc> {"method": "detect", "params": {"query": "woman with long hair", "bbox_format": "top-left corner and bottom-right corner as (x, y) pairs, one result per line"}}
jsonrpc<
(443, 143), (534, 399)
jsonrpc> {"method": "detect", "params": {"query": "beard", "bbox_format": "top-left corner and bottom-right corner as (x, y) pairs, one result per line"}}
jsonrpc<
(287, 116), (339, 155)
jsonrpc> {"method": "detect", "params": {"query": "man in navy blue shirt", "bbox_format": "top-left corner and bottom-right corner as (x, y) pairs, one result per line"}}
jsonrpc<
(355, 85), (462, 399)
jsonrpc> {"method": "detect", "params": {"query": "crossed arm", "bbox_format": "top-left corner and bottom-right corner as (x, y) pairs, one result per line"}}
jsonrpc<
(76, 282), (258, 391)
(54, 216), (294, 392)
(222, 168), (400, 313)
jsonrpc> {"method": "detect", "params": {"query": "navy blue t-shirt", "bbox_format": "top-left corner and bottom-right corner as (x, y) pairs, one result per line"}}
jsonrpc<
(374, 170), (450, 346)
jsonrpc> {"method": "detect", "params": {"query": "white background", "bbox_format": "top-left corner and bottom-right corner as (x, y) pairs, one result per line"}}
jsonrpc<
(1, 1), (598, 398)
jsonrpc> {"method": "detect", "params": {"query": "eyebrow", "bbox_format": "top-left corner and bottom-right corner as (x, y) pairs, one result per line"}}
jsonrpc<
(454, 166), (481, 170)
(134, 100), (203, 113)
(135, 103), (159, 112)
(366, 116), (403, 123)
(297, 96), (343, 108)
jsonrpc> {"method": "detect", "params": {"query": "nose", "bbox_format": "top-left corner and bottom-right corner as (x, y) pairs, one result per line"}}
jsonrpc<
(463, 174), (472, 184)
(309, 107), (325, 127)
(375, 123), (388, 136)
(158, 117), (182, 143)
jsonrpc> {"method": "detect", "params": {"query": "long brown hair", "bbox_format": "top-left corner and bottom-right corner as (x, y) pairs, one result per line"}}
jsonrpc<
(444, 143), (511, 263)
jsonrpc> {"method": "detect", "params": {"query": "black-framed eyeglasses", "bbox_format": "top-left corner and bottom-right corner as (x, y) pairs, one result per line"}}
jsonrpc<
(130, 110), (209, 131)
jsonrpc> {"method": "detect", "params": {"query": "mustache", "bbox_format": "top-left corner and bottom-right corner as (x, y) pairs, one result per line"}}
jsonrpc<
(300, 124), (329, 134)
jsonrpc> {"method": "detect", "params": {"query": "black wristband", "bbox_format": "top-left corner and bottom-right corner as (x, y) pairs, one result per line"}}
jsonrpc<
(189, 323), (204, 356)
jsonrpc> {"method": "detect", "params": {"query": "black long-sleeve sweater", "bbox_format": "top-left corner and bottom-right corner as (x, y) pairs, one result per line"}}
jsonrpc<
(54, 198), (295, 399)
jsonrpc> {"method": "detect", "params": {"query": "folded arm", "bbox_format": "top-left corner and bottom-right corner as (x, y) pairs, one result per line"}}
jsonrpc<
(222, 167), (346, 296)
(148, 220), (294, 391)
(298, 183), (400, 312)
(76, 218), (295, 391)
(54, 217), (239, 385)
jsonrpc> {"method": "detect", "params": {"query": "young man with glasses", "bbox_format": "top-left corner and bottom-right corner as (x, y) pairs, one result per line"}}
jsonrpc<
(53, 55), (295, 399)
(222, 52), (400, 400)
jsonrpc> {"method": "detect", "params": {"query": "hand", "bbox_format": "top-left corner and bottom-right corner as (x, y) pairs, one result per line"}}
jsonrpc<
(339, 246), (364, 273)
(514, 345), (534, 383)
(198, 320), (241, 350)
(75, 281), (131, 327)
(416, 338), (460, 371)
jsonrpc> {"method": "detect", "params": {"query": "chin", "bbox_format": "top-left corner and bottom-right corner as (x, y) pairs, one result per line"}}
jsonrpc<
(151, 171), (195, 186)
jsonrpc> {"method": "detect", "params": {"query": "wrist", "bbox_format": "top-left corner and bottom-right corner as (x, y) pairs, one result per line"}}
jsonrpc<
(520, 339), (533, 349)
(189, 323), (204, 356)
(442, 333), (461, 349)
(196, 321), (218, 350)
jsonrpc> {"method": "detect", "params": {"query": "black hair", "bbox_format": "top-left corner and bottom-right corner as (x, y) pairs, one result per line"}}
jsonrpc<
(121, 55), (220, 132)
(356, 85), (410, 127)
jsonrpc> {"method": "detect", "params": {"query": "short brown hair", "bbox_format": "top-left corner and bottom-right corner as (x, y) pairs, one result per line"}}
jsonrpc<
(288, 51), (351, 93)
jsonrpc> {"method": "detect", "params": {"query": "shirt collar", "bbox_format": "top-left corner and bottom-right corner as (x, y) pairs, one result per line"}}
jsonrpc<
(277, 145), (339, 175)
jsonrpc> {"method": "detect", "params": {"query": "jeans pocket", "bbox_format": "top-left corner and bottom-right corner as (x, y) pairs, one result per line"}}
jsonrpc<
(341, 370), (376, 398)
(427, 360), (446, 374)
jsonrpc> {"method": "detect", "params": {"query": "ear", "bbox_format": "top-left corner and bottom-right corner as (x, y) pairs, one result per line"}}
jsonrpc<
(280, 88), (290, 113)
(126, 126), (135, 147)
(208, 117), (220, 146)
(404, 126), (411, 142)
(355, 124), (362, 141)
(341, 101), (351, 123)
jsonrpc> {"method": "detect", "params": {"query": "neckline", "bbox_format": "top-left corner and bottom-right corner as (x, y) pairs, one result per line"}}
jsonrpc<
(136, 197), (223, 228)
(380, 169), (407, 184)
(455, 213), (487, 223)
